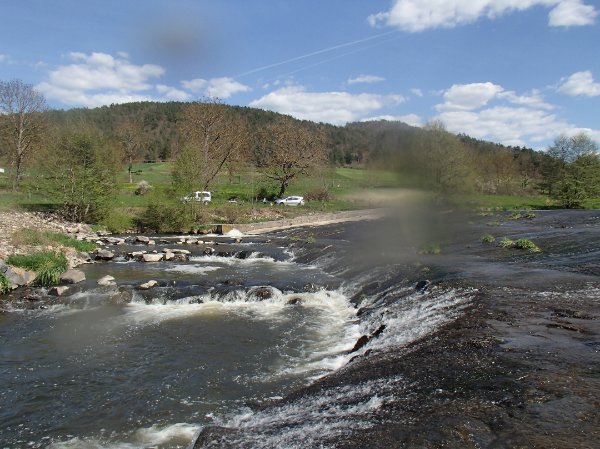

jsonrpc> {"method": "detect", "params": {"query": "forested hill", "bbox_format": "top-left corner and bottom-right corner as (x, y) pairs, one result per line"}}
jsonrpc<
(46, 101), (535, 169)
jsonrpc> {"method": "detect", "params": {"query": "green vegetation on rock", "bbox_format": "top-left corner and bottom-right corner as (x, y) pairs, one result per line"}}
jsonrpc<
(6, 251), (68, 286)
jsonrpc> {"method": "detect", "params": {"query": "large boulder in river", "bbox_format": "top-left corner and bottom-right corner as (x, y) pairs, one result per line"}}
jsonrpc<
(142, 253), (163, 262)
(60, 269), (86, 284)
(95, 249), (115, 261)
(251, 286), (274, 300)
(5, 266), (37, 286)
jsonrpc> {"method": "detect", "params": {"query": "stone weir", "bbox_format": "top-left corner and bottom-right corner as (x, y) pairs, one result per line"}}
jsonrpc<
(192, 209), (600, 448)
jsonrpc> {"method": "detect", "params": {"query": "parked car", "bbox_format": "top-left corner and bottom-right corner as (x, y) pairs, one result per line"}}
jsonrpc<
(181, 191), (212, 203)
(275, 196), (305, 206)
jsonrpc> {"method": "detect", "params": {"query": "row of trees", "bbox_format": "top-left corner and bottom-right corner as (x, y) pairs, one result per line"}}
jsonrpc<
(2, 78), (600, 221)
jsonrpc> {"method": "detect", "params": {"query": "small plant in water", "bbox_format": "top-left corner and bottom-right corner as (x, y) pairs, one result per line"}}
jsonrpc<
(499, 237), (541, 253)
(305, 233), (316, 244)
(419, 243), (441, 255)
(481, 234), (496, 244)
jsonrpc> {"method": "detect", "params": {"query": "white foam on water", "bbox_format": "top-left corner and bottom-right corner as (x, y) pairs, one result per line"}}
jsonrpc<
(47, 422), (200, 449)
(356, 287), (475, 354)
(224, 229), (244, 237)
(189, 253), (293, 267)
(163, 264), (222, 275)
(206, 376), (404, 449)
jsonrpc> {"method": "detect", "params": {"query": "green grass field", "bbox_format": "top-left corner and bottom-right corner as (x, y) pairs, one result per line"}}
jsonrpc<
(3, 162), (597, 230)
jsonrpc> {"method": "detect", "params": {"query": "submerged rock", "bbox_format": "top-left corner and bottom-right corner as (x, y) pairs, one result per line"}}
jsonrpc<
(97, 275), (116, 286)
(48, 286), (69, 296)
(137, 280), (158, 290)
(252, 286), (273, 300)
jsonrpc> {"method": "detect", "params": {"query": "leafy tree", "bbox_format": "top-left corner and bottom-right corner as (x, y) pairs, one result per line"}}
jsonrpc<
(418, 120), (474, 193)
(0, 79), (47, 190)
(38, 123), (120, 222)
(261, 116), (328, 198)
(115, 118), (147, 183)
(173, 99), (248, 193)
(543, 133), (600, 207)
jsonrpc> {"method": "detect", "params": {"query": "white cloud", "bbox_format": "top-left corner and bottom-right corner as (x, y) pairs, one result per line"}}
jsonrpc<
(410, 88), (423, 97)
(548, 0), (598, 26)
(433, 81), (598, 148)
(181, 77), (250, 99)
(363, 114), (423, 127)
(556, 71), (600, 97)
(249, 85), (405, 125)
(368, 0), (597, 31)
(438, 82), (504, 111)
(347, 74), (385, 85)
(37, 52), (166, 106)
(156, 84), (191, 101)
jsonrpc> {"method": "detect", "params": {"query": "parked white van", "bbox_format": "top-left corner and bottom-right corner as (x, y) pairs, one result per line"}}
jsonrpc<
(182, 191), (212, 203)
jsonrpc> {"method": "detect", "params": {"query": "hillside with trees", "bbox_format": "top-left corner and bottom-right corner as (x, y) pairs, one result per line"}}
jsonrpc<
(2, 83), (600, 231)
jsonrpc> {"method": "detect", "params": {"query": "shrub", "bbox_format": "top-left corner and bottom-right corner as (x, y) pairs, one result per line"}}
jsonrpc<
(0, 273), (11, 294)
(481, 234), (496, 244)
(137, 202), (193, 233)
(6, 251), (68, 286)
(304, 188), (331, 202)
(100, 210), (136, 233)
(135, 180), (152, 196)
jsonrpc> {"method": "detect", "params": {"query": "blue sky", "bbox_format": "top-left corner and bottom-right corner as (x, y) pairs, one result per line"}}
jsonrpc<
(1, 0), (599, 149)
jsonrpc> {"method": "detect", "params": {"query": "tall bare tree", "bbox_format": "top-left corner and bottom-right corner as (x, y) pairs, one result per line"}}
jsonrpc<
(115, 118), (147, 183)
(262, 116), (327, 198)
(0, 79), (47, 190)
(174, 99), (247, 192)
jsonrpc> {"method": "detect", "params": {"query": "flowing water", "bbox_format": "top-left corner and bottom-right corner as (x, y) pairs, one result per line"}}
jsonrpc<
(0, 232), (473, 448)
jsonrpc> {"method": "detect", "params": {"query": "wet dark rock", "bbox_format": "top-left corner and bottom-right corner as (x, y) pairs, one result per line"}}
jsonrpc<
(109, 289), (133, 305)
(221, 278), (244, 286)
(415, 280), (431, 293)
(217, 251), (234, 257)
(204, 247), (215, 256)
(351, 335), (370, 352)
(235, 250), (252, 259)
(252, 286), (273, 300)
(287, 297), (303, 305)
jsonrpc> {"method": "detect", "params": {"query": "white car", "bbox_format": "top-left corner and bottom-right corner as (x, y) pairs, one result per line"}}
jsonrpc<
(182, 191), (212, 203)
(275, 196), (305, 206)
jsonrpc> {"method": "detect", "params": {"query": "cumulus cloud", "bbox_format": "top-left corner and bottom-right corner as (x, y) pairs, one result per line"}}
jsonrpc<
(347, 74), (385, 85)
(36, 52), (166, 107)
(368, 0), (597, 31)
(249, 85), (405, 125)
(181, 77), (250, 99)
(437, 82), (504, 111)
(556, 70), (600, 97)
(156, 84), (191, 101)
(548, 0), (598, 26)
(433, 81), (596, 147)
